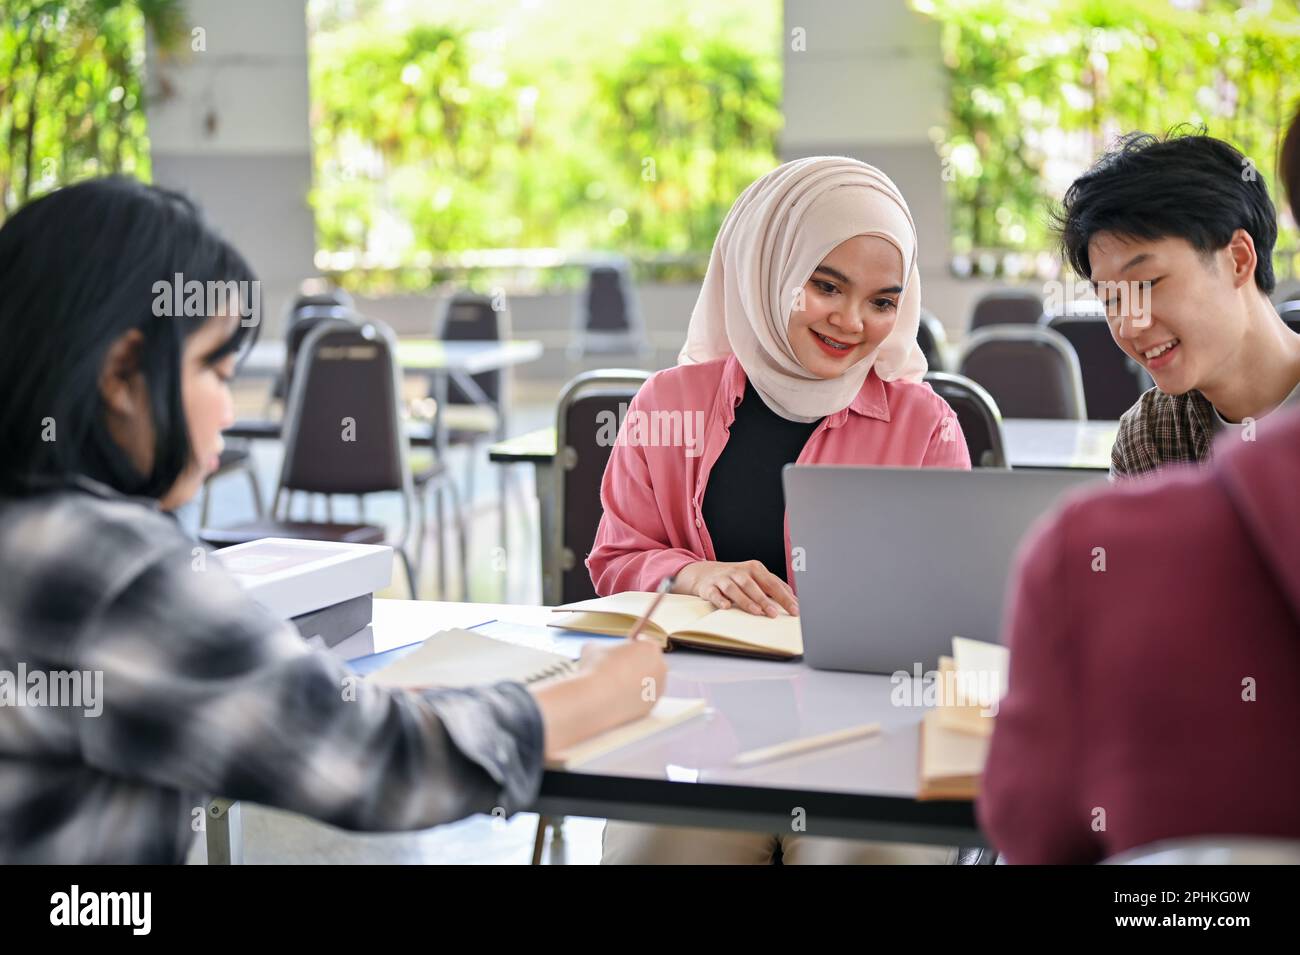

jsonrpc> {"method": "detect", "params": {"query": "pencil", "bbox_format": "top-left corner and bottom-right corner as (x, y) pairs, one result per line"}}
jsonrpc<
(627, 575), (674, 642)
(731, 722), (882, 767)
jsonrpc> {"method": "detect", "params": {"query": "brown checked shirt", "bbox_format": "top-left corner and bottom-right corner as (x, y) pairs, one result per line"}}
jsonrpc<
(1110, 383), (1300, 479)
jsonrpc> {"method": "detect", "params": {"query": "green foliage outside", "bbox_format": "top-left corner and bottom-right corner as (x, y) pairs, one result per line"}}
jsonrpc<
(914, 0), (1300, 280)
(0, 0), (184, 219)
(5, 0), (1299, 288)
(307, 0), (783, 292)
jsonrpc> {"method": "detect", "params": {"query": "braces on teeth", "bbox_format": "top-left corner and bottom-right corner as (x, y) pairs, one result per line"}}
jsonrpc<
(817, 331), (850, 350)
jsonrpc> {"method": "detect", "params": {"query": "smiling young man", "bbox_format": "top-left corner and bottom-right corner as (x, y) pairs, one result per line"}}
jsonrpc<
(1057, 131), (1300, 478)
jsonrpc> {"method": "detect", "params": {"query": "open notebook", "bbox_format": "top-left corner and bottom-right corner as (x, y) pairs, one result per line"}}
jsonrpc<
(550, 592), (802, 660)
(366, 628), (706, 769)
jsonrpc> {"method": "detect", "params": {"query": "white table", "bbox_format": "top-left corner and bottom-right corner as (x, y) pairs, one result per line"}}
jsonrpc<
(1002, 418), (1118, 471)
(241, 337), (543, 378)
(206, 599), (983, 863)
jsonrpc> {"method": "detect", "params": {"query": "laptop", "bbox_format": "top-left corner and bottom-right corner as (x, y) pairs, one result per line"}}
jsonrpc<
(782, 465), (1103, 674)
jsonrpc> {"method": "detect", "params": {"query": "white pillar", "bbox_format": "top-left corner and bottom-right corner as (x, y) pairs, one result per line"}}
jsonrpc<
(782, 1), (978, 333)
(145, 0), (316, 333)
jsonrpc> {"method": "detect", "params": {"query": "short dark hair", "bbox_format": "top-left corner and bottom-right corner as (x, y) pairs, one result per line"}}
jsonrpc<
(1282, 102), (1300, 226)
(1056, 128), (1278, 294)
(0, 177), (259, 498)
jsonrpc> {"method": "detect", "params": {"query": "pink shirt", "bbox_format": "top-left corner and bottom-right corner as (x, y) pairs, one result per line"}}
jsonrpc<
(586, 354), (971, 594)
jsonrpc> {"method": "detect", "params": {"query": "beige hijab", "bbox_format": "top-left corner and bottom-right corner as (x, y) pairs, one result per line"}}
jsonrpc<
(678, 156), (927, 422)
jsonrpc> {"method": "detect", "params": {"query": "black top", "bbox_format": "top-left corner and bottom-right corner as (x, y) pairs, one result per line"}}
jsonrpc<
(701, 382), (824, 582)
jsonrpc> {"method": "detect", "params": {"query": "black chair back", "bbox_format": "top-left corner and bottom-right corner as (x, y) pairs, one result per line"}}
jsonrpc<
(438, 292), (507, 406)
(917, 308), (948, 372)
(570, 264), (647, 358)
(290, 286), (354, 312)
(1279, 299), (1300, 335)
(958, 326), (1086, 420)
(924, 371), (1007, 468)
(277, 319), (412, 498)
(585, 266), (634, 333)
(1047, 315), (1152, 419)
(555, 370), (652, 604)
(273, 305), (359, 402)
(968, 288), (1044, 331)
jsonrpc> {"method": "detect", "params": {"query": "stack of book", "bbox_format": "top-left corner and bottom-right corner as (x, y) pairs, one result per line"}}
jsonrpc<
(917, 637), (1010, 800)
(214, 538), (392, 647)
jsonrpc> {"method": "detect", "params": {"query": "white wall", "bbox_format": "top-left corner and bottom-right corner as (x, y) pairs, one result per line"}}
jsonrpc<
(144, 0), (316, 329)
(781, 0), (1021, 339)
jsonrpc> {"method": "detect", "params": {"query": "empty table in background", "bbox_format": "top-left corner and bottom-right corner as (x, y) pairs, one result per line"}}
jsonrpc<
(1002, 418), (1118, 472)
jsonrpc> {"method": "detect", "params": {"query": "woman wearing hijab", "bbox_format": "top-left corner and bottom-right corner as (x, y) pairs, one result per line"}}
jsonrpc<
(587, 156), (970, 864)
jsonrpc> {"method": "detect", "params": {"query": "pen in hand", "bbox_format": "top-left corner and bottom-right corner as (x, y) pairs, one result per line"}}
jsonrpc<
(627, 575), (674, 643)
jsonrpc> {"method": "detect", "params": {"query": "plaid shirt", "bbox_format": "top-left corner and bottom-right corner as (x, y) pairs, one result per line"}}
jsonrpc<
(0, 477), (543, 864)
(1111, 384), (1300, 479)
(1110, 387), (1219, 479)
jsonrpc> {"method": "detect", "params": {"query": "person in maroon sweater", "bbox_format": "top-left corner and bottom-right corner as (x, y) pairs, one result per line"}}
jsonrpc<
(979, 409), (1300, 863)
(980, 111), (1300, 863)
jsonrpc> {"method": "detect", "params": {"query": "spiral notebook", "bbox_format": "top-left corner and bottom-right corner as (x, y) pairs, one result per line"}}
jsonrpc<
(366, 628), (706, 768)
(367, 628), (579, 689)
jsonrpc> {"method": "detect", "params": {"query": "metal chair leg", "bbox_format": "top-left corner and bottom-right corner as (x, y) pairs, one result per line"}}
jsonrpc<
(431, 480), (447, 600)
(434, 482), (447, 600)
(199, 480), (214, 528)
(463, 443), (477, 516)
(244, 465), (265, 517)
(436, 472), (469, 601)
(398, 546), (417, 600)
(410, 484), (426, 595)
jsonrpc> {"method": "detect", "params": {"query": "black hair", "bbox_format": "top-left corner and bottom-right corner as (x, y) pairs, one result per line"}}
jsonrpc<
(1283, 102), (1300, 227)
(1056, 128), (1277, 294)
(0, 176), (260, 498)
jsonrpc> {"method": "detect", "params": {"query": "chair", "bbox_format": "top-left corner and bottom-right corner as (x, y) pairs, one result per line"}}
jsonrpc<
(291, 281), (355, 311)
(967, 288), (1045, 332)
(923, 371), (1008, 468)
(1279, 298), (1300, 334)
(202, 307), (360, 525)
(202, 318), (459, 598)
(269, 301), (360, 409)
(198, 446), (265, 528)
(957, 326), (1087, 420)
(1047, 315), (1152, 420)
(1105, 836), (1300, 865)
(438, 291), (509, 410)
(203, 297), (363, 560)
(550, 369), (652, 606)
(917, 308), (949, 372)
(568, 263), (649, 359)
(1272, 282), (1300, 307)
(528, 370), (651, 863)
(430, 292), (514, 590)
(954, 847), (1000, 864)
